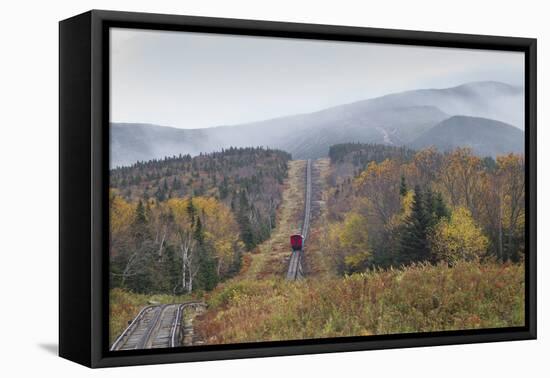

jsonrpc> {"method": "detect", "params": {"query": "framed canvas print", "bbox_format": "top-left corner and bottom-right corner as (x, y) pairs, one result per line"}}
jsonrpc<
(59, 10), (536, 368)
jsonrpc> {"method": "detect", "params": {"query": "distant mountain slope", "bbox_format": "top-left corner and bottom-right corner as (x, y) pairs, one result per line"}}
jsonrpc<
(262, 105), (449, 159)
(352, 81), (524, 129)
(410, 116), (524, 157)
(111, 105), (447, 166)
(111, 123), (211, 167)
(111, 81), (524, 166)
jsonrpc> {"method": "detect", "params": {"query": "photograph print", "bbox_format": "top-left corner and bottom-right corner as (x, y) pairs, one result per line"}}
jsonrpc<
(108, 27), (526, 351)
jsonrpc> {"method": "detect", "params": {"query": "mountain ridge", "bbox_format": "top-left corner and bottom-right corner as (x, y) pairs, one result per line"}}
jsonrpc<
(410, 115), (524, 157)
(111, 81), (524, 167)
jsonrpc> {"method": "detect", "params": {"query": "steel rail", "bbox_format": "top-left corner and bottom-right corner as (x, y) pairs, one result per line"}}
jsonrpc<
(286, 159), (312, 280)
(170, 304), (184, 348)
(136, 304), (166, 349)
(169, 301), (207, 347)
(109, 305), (154, 351)
(111, 301), (208, 351)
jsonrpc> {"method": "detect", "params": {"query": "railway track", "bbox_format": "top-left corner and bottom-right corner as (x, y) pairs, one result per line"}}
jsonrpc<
(110, 301), (204, 351)
(286, 159), (312, 280)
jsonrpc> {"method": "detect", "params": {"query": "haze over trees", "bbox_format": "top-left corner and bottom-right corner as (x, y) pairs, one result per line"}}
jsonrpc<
(111, 81), (524, 167)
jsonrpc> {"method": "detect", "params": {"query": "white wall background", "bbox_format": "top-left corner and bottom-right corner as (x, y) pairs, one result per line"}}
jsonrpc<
(0, 0), (546, 375)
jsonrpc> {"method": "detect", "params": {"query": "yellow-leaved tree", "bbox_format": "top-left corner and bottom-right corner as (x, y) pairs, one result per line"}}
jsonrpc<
(192, 197), (242, 277)
(438, 148), (484, 216)
(164, 196), (241, 291)
(354, 159), (401, 226)
(329, 212), (371, 273)
(109, 190), (134, 254)
(429, 207), (489, 265)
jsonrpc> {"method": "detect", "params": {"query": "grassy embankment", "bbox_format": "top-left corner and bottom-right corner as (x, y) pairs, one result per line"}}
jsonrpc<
(241, 158), (333, 279)
(195, 261), (524, 344)
(303, 158), (332, 275)
(240, 160), (307, 279)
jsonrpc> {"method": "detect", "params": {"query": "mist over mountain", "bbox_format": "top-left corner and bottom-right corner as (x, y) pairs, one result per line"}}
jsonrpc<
(353, 81), (524, 129)
(410, 116), (524, 157)
(110, 124), (211, 166)
(111, 81), (524, 167)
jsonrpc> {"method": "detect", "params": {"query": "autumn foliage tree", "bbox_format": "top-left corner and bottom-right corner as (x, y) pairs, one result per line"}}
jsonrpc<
(110, 193), (243, 294)
(110, 147), (290, 252)
(325, 143), (523, 273)
(109, 147), (290, 294)
(354, 159), (402, 226)
(497, 154), (525, 262)
(429, 207), (489, 265)
(329, 212), (371, 273)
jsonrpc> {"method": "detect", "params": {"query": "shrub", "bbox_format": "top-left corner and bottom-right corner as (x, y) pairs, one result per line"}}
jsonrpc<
(195, 261), (524, 344)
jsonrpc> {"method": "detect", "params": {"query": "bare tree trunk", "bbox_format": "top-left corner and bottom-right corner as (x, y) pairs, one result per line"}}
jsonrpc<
(188, 260), (194, 293)
(507, 227), (513, 262)
(121, 251), (139, 286)
(158, 226), (166, 258)
(181, 239), (192, 292)
(186, 250), (200, 294)
(498, 198), (504, 262)
(178, 229), (196, 294)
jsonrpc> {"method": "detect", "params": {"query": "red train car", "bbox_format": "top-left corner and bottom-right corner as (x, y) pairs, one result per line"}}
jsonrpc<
(290, 234), (304, 251)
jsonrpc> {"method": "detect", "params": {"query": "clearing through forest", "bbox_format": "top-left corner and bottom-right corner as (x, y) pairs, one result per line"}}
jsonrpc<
(240, 159), (307, 279)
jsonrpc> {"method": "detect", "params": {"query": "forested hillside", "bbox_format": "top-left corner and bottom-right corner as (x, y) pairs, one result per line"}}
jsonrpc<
(109, 147), (290, 294)
(325, 143), (525, 274)
(109, 143), (525, 344)
(194, 143), (526, 342)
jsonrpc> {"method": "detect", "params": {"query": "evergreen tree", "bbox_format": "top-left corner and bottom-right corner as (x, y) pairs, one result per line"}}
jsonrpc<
(433, 191), (450, 220)
(195, 246), (218, 291)
(424, 188), (449, 227)
(145, 200), (153, 221)
(400, 175), (408, 196)
(134, 200), (147, 224)
(398, 186), (431, 265)
(424, 188), (436, 227)
(187, 197), (196, 224)
(132, 199), (148, 241)
(482, 156), (497, 171)
(172, 176), (180, 190)
(154, 186), (165, 202)
(237, 190), (255, 250)
(219, 176), (229, 199)
(194, 216), (204, 244)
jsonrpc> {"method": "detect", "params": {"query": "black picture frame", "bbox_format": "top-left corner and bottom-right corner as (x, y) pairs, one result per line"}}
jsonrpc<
(59, 9), (537, 368)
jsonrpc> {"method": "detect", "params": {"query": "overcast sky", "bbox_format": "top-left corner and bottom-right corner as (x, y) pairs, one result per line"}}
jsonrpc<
(110, 28), (524, 129)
